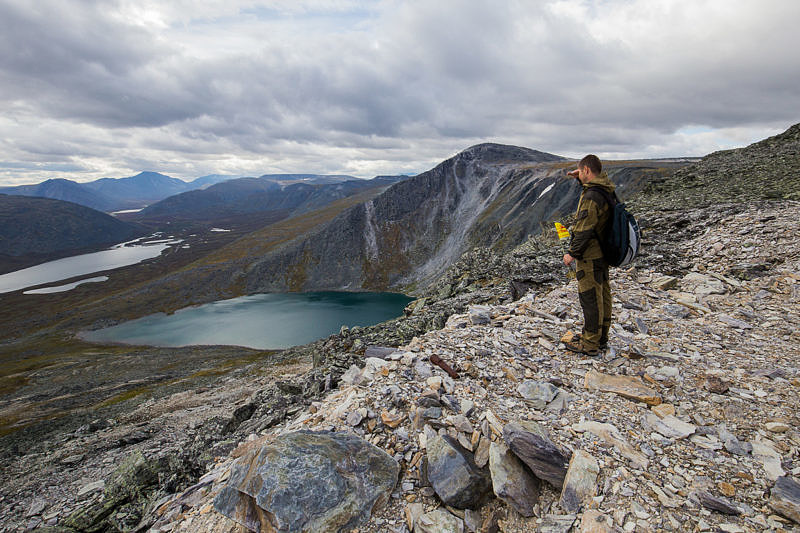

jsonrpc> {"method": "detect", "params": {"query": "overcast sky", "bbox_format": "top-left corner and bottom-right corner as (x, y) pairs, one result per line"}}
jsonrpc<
(1, 0), (798, 185)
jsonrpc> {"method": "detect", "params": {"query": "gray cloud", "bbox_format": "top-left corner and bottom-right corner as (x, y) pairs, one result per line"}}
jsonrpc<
(0, 0), (798, 185)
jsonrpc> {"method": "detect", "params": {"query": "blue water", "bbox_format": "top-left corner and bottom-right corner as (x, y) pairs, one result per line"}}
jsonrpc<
(81, 291), (413, 349)
(0, 237), (178, 294)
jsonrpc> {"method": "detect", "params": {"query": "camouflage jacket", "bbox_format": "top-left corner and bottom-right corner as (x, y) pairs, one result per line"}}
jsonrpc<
(568, 172), (616, 261)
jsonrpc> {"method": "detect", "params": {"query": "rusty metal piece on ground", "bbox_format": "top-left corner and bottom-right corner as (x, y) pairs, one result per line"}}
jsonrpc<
(429, 354), (459, 379)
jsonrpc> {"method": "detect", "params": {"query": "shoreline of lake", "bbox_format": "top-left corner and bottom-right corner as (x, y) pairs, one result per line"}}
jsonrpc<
(79, 291), (414, 350)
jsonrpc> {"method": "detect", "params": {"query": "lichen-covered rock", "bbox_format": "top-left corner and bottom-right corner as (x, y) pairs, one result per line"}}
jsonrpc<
(213, 431), (399, 532)
(426, 434), (491, 509)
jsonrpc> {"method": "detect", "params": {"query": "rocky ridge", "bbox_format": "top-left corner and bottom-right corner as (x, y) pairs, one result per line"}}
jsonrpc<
(148, 200), (799, 533)
(9, 199), (791, 533)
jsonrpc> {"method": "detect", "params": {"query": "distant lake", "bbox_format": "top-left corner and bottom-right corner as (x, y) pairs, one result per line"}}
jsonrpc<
(81, 291), (413, 349)
(0, 237), (179, 294)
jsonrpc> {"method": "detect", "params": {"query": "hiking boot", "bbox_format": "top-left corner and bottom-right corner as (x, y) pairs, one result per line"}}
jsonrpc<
(574, 334), (608, 351)
(563, 338), (599, 357)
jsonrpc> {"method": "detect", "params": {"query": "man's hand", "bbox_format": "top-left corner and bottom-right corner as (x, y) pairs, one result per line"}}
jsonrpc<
(563, 253), (575, 266)
(567, 169), (579, 178)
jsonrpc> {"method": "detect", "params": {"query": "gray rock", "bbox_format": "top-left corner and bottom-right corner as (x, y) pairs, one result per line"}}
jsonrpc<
(503, 420), (571, 489)
(769, 476), (800, 524)
(717, 425), (751, 456)
(346, 410), (364, 427)
(26, 499), (46, 517)
(546, 390), (576, 414)
(517, 380), (559, 408)
(488, 441), (540, 516)
(415, 361), (434, 380)
(213, 431), (399, 532)
(559, 449), (600, 513)
(696, 491), (741, 515)
(468, 306), (492, 325)
(365, 346), (397, 359)
(416, 507), (464, 533)
(643, 413), (696, 439)
(426, 434), (491, 510)
(538, 513), (577, 533)
(717, 314), (753, 329)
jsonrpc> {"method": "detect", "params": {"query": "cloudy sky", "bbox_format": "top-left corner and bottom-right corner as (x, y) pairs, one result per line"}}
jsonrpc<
(1, 0), (798, 185)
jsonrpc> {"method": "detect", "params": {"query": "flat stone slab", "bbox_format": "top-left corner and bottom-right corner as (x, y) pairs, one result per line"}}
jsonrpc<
(584, 369), (662, 406)
(644, 413), (696, 439)
(213, 431), (399, 532)
(503, 420), (571, 489)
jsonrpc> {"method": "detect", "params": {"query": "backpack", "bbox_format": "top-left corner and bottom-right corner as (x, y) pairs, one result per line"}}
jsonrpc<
(587, 187), (641, 267)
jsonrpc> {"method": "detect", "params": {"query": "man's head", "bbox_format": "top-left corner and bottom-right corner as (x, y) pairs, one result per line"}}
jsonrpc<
(577, 154), (602, 183)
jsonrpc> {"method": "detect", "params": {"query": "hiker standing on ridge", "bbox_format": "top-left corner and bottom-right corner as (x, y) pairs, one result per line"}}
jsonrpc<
(562, 155), (616, 356)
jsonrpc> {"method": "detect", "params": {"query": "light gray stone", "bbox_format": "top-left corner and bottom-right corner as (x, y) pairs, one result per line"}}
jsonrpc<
(517, 380), (559, 408)
(488, 441), (540, 516)
(643, 413), (696, 439)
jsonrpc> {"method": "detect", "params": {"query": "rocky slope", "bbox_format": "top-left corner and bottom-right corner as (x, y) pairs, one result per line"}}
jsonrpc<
(0, 195), (145, 274)
(4, 198), (797, 532)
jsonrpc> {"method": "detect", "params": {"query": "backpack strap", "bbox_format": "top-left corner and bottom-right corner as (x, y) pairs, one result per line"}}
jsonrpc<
(586, 186), (619, 208)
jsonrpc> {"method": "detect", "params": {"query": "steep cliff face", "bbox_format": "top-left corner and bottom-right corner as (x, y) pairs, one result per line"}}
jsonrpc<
(242, 144), (568, 293)
(241, 144), (674, 294)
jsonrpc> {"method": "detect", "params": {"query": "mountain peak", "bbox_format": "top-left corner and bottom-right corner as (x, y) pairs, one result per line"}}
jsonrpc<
(458, 143), (565, 164)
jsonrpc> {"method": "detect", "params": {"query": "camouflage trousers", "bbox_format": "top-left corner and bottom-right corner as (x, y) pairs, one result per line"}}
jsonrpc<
(576, 258), (612, 349)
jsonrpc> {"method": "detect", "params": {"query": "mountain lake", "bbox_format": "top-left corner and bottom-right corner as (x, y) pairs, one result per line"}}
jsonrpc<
(0, 236), (180, 294)
(81, 291), (414, 349)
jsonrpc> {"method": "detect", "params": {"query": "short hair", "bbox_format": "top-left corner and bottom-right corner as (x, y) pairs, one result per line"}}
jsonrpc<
(579, 154), (602, 174)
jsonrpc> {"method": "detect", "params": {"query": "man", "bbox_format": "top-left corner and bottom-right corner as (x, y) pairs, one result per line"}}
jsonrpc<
(562, 154), (615, 356)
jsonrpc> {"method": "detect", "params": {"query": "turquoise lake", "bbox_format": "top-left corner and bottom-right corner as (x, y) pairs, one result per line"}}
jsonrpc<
(81, 291), (414, 349)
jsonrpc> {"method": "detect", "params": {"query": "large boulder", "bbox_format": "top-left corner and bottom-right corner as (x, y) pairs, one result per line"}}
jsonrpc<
(426, 434), (491, 509)
(213, 431), (399, 532)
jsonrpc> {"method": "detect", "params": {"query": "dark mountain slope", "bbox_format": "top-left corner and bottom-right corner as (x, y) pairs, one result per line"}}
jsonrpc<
(135, 175), (404, 223)
(84, 171), (190, 209)
(0, 179), (118, 212)
(0, 195), (145, 274)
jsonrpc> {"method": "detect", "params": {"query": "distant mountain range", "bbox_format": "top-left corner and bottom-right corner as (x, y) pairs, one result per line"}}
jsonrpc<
(135, 175), (406, 223)
(0, 194), (145, 274)
(0, 172), (361, 213)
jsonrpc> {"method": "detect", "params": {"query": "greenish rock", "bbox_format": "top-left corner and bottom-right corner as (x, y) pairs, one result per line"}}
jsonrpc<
(213, 431), (399, 532)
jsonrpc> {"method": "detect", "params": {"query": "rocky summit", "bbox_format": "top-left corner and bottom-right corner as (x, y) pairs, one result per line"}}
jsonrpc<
(1, 125), (799, 533)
